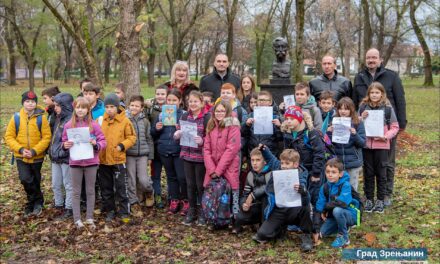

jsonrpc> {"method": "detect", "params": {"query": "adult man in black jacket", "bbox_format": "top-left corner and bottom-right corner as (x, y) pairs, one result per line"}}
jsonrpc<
(352, 48), (407, 207)
(310, 55), (352, 101)
(200, 53), (240, 101)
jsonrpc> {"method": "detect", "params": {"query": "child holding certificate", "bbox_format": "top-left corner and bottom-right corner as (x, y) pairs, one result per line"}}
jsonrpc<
(358, 82), (399, 213)
(62, 97), (106, 229)
(327, 97), (366, 191)
(252, 145), (313, 251)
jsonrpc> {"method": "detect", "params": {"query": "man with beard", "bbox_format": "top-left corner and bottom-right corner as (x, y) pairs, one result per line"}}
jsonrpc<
(352, 48), (407, 207)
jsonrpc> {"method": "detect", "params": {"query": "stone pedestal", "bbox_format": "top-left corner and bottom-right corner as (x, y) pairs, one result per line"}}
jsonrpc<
(259, 83), (294, 105)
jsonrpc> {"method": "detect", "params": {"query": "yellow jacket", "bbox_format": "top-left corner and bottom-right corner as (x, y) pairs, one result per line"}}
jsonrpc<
(4, 106), (51, 163)
(99, 107), (136, 165)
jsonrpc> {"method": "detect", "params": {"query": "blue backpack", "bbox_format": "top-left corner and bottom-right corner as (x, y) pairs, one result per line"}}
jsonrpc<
(201, 177), (232, 227)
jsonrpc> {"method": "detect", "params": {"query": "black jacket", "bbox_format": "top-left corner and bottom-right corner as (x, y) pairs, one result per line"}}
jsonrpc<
(310, 70), (352, 102)
(200, 67), (240, 101)
(353, 65), (407, 129)
(49, 93), (74, 163)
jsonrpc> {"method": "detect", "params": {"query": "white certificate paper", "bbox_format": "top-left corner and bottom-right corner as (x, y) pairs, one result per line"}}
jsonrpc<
(253, 106), (273, 135)
(283, 95), (296, 108)
(332, 117), (352, 144)
(273, 169), (302, 208)
(364, 110), (384, 137)
(180, 120), (197, 148)
(66, 127), (94, 161)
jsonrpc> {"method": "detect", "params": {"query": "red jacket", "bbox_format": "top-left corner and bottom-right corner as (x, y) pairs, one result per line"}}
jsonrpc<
(203, 117), (241, 190)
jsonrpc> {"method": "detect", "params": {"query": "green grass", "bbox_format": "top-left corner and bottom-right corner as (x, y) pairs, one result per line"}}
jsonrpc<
(0, 75), (439, 263)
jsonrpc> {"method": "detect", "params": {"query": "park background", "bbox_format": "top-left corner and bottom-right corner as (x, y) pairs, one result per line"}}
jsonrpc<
(0, 0), (439, 263)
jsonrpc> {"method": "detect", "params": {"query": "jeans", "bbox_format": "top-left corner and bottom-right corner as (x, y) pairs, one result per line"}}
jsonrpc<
(16, 160), (44, 209)
(51, 162), (72, 209)
(126, 156), (153, 204)
(151, 149), (163, 196)
(160, 155), (187, 200)
(320, 207), (355, 238)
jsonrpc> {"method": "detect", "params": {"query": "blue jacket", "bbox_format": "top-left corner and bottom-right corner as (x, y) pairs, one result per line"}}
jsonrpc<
(49, 93), (74, 163)
(91, 99), (105, 120)
(315, 172), (360, 222)
(328, 121), (366, 169)
(150, 108), (185, 156)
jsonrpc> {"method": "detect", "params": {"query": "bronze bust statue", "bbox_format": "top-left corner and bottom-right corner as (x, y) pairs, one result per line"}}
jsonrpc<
(272, 37), (291, 79)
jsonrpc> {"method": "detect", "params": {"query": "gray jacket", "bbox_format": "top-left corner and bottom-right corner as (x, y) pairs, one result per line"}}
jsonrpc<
(126, 111), (154, 158)
(310, 70), (352, 101)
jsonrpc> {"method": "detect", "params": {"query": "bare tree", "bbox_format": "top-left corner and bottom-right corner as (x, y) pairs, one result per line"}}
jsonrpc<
(116, 0), (146, 102)
(158, 0), (205, 65)
(4, 19), (16, 85)
(409, 0), (434, 86)
(222, 0), (240, 59)
(42, 0), (102, 86)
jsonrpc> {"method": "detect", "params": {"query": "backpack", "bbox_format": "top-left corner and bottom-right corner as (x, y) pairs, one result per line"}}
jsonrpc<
(201, 177), (232, 227)
(303, 129), (336, 161)
(359, 104), (392, 129)
(323, 182), (363, 226)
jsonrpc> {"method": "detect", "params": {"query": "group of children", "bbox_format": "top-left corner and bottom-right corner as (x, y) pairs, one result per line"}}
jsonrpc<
(4, 74), (399, 250)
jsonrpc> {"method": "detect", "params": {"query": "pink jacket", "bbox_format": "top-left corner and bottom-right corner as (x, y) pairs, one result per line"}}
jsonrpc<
(362, 104), (399, 150)
(203, 117), (241, 190)
(62, 118), (107, 166)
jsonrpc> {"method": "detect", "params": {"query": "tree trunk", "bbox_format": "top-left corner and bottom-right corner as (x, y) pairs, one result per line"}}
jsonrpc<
(5, 21), (16, 85)
(27, 59), (35, 91)
(224, 0), (239, 60)
(382, 0), (408, 66)
(361, 0), (372, 68)
(42, 60), (47, 84)
(117, 0), (145, 103)
(409, 0), (433, 87)
(146, 0), (158, 88)
(294, 0), (305, 83)
(104, 45), (112, 84)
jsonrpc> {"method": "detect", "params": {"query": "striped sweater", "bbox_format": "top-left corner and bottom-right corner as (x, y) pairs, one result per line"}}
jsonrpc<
(178, 109), (210, 163)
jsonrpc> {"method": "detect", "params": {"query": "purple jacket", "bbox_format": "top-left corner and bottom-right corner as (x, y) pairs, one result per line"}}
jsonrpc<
(62, 118), (106, 166)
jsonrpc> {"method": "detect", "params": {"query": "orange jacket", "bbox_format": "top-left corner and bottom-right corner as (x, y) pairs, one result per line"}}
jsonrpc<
(99, 108), (136, 165)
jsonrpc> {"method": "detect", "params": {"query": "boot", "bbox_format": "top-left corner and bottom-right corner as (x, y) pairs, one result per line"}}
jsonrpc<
(182, 208), (197, 226)
(300, 233), (313, 252)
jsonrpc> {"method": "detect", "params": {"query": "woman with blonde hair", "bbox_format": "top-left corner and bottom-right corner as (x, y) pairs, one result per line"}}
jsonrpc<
(164, 60), (199, 110)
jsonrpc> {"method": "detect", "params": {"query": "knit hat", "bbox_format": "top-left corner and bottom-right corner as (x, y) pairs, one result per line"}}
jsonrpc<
(104, 93), (120, 107)
(284, 106), (303, 123)
(22, 90), (38, 104)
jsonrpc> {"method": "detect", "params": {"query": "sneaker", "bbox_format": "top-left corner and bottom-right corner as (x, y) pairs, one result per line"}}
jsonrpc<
(197, 209), (206, 226)
(56, 209), (73, 221)
(384, 196), (392, 207)
(155, 195), (164, 209)
(252, 234), (267, 244)
(120, 214), (131, 224)
(105, 210), (116, 222)
(145, 192), (154, 208)
(75, 220), (85, 229)
(32, 204), (43, 216)
(84, 219), (96, 229)
(182, 208), (197, 226)
(180, 200), (190, 216)
(300, 234), (313, 252)
(373, 200), (384, 213)
(287, 224), (302, 232)
(168, 199), (180, 214)
(364, 199), (374, 213)
(331, 234), (350, 248)
(24, 206), (33, 217)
